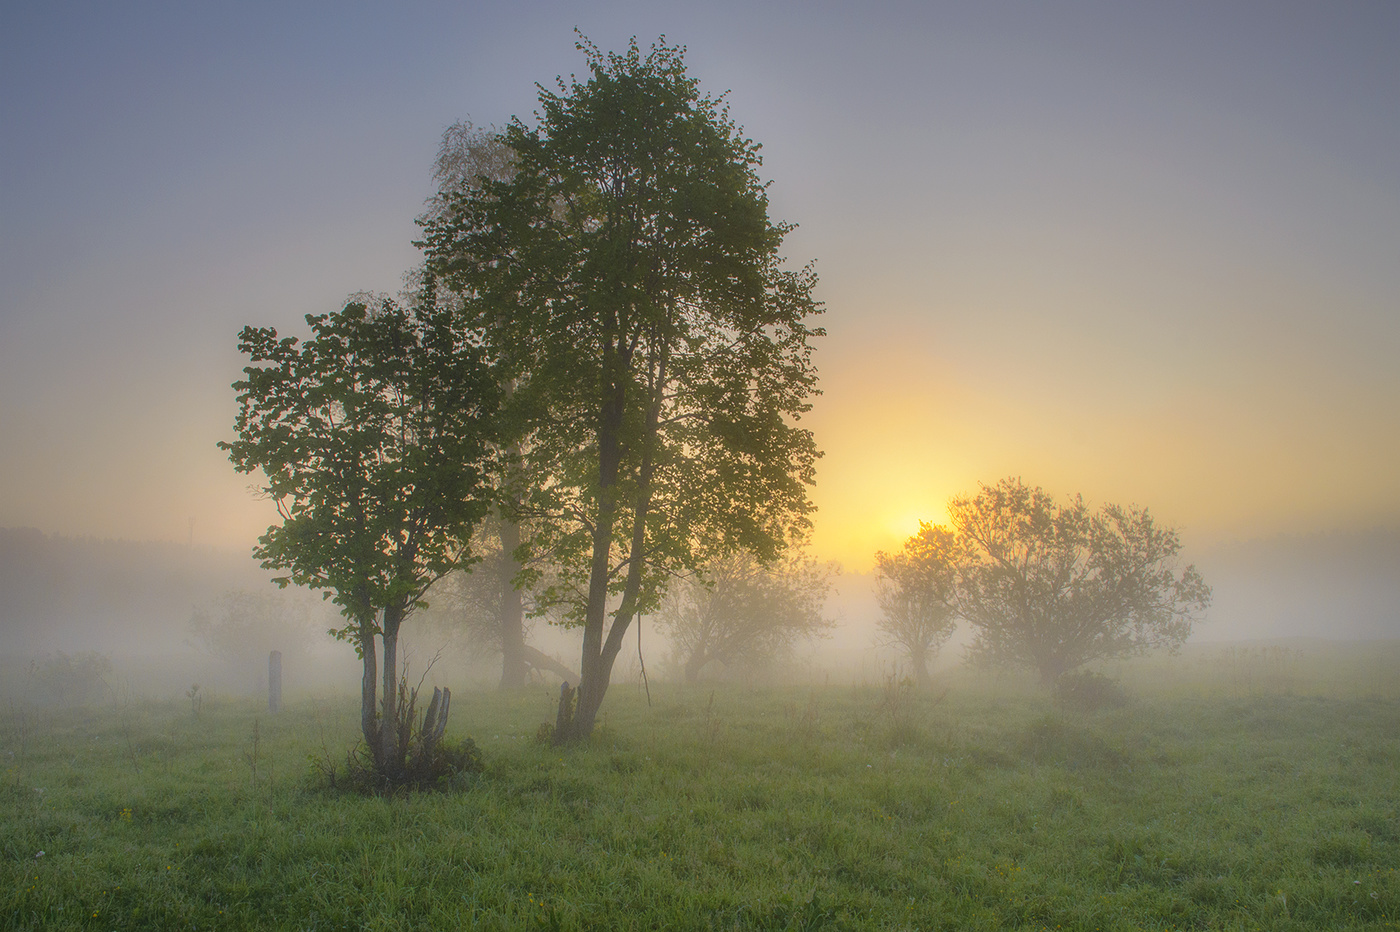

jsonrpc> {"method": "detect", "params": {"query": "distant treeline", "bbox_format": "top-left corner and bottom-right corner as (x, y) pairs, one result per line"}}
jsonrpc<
(0, 527), (273, 656)
(1, 524), (1397, 665)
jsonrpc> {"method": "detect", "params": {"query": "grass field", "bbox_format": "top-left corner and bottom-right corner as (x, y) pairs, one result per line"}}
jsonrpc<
(3, 646), (1399, 931)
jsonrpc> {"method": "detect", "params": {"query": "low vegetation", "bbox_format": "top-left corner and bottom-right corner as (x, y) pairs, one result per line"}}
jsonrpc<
(3, 650), (1399, 930)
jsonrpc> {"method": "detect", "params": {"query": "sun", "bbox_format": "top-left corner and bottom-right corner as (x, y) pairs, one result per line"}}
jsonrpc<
(888, 509), (929, 542)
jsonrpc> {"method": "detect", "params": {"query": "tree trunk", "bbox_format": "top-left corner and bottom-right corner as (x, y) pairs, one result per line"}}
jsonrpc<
(497, 517), (528, 690)
(359, 613), (379, 760)
(912, 648), (930, 690)
(522, 644), (579, 684)
(564, 323), (667, 743)
(684, 652), (706, 684)
(378, 603), (405, 774)
(568, 342), (667, 740)
(565, 370), (625, 743)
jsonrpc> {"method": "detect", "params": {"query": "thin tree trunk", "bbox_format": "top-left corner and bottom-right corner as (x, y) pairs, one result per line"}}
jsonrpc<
(497, 518), (528, 690)
(571, 438), (654, 737)
(565, 358), (625, 743)
(580, 392), (665, 731)
(684, 652), (706, 684)
(522, 644), (579, 684)
(378, 603), (404, 773)
(359, 614), (379, 760)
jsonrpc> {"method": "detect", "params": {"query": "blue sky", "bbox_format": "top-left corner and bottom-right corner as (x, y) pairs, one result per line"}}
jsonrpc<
(2, 1), (1398, 568)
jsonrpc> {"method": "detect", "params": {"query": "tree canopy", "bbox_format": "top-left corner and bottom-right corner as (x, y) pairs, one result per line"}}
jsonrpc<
(221, 297), (500, 776)
(873, 522), (959, 688)
(420, 36), (822, 739)
(949, 477), (1211, 684)
(659, 549), (834, 683)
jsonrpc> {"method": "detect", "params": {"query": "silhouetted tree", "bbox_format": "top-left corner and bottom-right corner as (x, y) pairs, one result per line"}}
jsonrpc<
(418, 123), (547, 689)
(222, 297), (499, 779)
(188, 587), (316, 686)
(660, 550), (834, 683)
(420, 37), (822, 740)
(426, 519), (579, 686)
(873, 523), (958, 688)
(950, 477), (1211, 685)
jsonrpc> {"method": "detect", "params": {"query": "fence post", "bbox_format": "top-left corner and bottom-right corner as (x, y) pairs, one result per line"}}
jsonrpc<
(268, 650), (282, 714)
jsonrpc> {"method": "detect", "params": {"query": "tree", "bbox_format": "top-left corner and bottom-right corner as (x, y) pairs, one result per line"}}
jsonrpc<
(424, 519), (579, 686)
(221, 297), (499, 779)
(188, 587), (317, 687)
(420, 122), (546, 690)
(949, 477), (1211, 685)
(659, 550), (834, 683)
(420, 37), (822, 741)
(873, 523), (958, 688)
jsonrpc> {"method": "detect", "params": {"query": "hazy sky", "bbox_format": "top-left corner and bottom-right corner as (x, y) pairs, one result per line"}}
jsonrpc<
(3, 1), (1398, 571)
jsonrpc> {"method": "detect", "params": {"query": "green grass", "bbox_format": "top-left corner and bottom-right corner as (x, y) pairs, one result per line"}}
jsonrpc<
(3, 659), (1400, 930)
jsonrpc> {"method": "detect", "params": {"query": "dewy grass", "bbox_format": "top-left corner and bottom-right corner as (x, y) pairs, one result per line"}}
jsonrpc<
(2, 663), (1399, 931)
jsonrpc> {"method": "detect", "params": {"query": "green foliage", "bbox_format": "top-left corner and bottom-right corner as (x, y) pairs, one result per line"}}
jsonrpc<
(221, 297), (500, 632)
(951, 477), (1212, 684)
(221, 292), (501, 774)
(873, 523), (958, 687)
(659, 549), (835, 683)
(420, 35), (823, 736)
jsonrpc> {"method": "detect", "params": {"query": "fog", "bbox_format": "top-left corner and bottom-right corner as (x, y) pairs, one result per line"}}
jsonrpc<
(5, 523), (1397, 707)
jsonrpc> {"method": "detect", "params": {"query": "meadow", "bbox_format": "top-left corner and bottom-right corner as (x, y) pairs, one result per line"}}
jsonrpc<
(3, 644), (1399, 931)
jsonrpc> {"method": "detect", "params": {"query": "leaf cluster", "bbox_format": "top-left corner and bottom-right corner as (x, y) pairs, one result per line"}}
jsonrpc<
(873, 523), (959, 664)
(219, 298), (502, 638)
(417, 36), (823, 627)
(948, 477), (1212, 681)
(659, 549), (836, 678)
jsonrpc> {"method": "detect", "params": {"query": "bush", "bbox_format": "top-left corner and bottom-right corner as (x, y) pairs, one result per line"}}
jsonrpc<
(30, 651), (112, 706)
(312, 682), (485, 794)
(1053, 671), (1128, 713)
(324, 736), (483, 795)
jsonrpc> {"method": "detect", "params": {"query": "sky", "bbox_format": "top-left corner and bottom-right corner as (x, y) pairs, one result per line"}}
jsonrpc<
(2, 1), (1398, 573)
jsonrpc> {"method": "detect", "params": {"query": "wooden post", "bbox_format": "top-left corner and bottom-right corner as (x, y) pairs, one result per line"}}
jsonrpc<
(268, 650), (282, 714)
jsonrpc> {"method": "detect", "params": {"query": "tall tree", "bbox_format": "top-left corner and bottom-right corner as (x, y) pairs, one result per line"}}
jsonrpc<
(425, 519), (580, 686)
(873, 523), (959, 688)
(950, 477), (1211, 685)
(420, 37), (822, 740)
(660, 549), (834, 683)
(221, 298), (499, 777)
(420, 122), (542, 689)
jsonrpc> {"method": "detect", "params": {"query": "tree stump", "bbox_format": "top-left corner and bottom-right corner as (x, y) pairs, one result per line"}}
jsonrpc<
(553, 682), (574, 745)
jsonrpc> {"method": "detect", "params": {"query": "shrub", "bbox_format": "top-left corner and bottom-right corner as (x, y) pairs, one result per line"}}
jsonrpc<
(30, 651), (112, 706)
(313, 681), (485, 794)
(329, 736), (483, 795)
(1053, 671), (1128, 712)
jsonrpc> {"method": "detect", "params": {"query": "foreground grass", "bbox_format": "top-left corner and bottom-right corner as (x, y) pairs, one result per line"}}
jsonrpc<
(2, 674), (1399, 930)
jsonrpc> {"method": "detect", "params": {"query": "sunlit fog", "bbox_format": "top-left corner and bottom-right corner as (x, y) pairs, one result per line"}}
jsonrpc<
(3, 4), (1399, 928)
